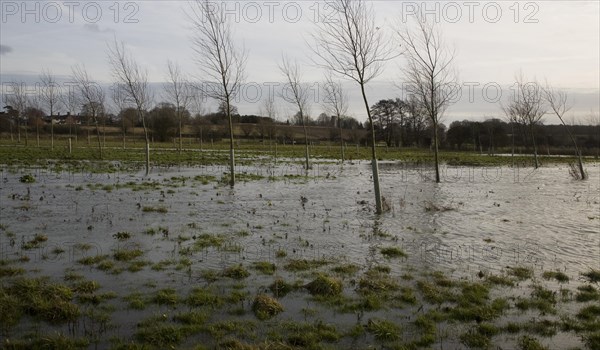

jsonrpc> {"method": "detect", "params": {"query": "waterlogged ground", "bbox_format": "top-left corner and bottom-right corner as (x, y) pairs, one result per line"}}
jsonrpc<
(0, 160), (599, 349)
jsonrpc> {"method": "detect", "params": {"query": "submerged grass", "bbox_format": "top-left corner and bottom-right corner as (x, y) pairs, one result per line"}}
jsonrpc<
(306, 274), (343, 297)
(380, 246), (407, 259)
(366, 318), (401, 342)
(252, 294), (284, 320)
(283, 257), (332, 272)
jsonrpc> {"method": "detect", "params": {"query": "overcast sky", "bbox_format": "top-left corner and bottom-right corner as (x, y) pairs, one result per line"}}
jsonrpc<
(1, 0), (599, 124)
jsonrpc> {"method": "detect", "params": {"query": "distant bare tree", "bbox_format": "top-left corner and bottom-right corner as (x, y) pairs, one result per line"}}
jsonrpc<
(279, 55), (311, 171)
(189, 0), (247, 187)
(310, 0), (396, 213)
(544, 84), (585, 179)
(3, 82), (29, 144)
(260, 95), (278, 121)
(164, 60), (193, 153)
(503, 73), (545, 168)
(71, 64), (105, 158)
(398, 12), (459, 183)
(107, 38), (153, 175)
(61, 82), (79, 141)
(39, 69), (61, 149)
(111, 83), (131, 149)
(258, 97), (278, 141)
(322, 74), (349, 162)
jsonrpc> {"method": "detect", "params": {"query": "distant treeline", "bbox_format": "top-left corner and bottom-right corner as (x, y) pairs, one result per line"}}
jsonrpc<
(1, 99), (598, 156)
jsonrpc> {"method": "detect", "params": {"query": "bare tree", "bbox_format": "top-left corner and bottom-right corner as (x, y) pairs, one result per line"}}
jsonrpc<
(544, 84), (586, 179)
(111, 83), (131, 149)
(39, 68), (61, 149)
(322, 74), (349, 162)
(503, 73), (545, 168)
(71, 65), (105, 158)
(260, 95), (278, 121)
(398, 13), (459, 183)
(189, 0), (247, 187)
(3, 82), (29, 144)
(107, 38), (153, 175)
(310, 0), (396, 213)
(61, 82), (79, 141)
(280, 55), (311, 171)
(164, 60), (193, 153)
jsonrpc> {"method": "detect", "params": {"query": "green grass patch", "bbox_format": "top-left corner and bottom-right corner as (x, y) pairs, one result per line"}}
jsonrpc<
(366, 318), (401, 342)
(542, 270), (569, 283)
(251, 261), (277, 275)
(380, 246), (407, 259)
(113, 248), (144, 262)
(252, 294), (284, 320)
(508, 266), (534, 280)
(222, 264), (250, 279)
(284, 258), (331, 272)
(306, 274), (343, 297)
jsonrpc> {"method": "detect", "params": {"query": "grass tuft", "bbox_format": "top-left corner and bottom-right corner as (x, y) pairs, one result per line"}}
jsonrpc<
(252, 294), (284, 320)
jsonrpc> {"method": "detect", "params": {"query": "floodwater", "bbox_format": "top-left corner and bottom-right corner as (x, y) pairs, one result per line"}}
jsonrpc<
(1, 160), (599, 349)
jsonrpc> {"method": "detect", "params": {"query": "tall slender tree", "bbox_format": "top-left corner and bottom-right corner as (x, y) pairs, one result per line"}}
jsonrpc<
(310, 0), (397, 213)
(39, 68), (61, 149)
(544, 83), (586, 179)
(280, 55), (311, 171)
(3, 82), (29, 144)
(107, 38), (153, 175)
(189, 0), (247, 187)
(398, 12), (459, 183)
(71, 64), (105, 158)
(503, 73), (545, 169)
(111, 83), (130, 149)
(322, 74), (349, 163)
(164, 60), (193, 153)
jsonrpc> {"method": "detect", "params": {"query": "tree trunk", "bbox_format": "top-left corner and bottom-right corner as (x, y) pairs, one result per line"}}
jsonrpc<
(146, 142), (150, 176)
(227, 100), (235, 187)
(530, 124), (539, 169)
(360, 83), (382, 214)
(50, 122), (54, 150)
(302, 119), (310, 172)
(434, 121), (440, 183)
(94, 118), (103, 160)
(339, 126), (345, 164)
(179, 114), (183, 154)
(140, 111), (150, 176)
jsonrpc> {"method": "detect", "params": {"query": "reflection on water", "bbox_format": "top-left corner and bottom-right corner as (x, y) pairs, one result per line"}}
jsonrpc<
(1, 162), (598, 278)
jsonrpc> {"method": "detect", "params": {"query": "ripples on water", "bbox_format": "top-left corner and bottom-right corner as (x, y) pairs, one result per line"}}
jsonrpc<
(0, 161), (598, 347)
(1, 162), (598, 278)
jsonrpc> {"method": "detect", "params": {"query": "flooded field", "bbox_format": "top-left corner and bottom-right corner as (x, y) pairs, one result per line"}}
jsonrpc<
(1, 160), (599, 349)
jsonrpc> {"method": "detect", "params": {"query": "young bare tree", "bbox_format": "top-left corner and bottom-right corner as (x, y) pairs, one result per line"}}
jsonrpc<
(111, 83), (131, 149)
(107, 38), (153, 175)
(189, 0), (247, 187)
(280, 55), (311, 171)
(3, 82), (29, 144)
(503, 73), (545, 168)
(398, 13), (459, 183)
(322, 74), (349, 163)
(164, 60), (193, 153)
(310, 0), (396, 213)
(71, 64), (105, 158)
(39, 68), (61, 149)
(61, 82), (79, 141)
(544, 84), (586, 179)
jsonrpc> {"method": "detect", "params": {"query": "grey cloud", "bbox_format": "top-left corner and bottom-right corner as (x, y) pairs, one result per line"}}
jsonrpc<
(83, 23), (113, 33)
(0, 45), (13, 55)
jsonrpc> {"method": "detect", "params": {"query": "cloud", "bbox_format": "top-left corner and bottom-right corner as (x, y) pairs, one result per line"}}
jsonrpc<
(83, 23), (113, 33)
(0, 45), (13, 55)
